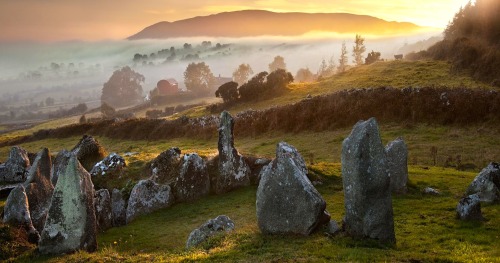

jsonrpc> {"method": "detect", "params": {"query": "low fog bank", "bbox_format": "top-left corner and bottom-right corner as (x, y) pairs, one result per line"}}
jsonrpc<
(0, 31), (439, 121)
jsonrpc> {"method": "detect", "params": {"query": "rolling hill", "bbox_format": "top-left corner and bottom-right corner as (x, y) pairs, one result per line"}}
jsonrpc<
(128, 10), (427, 40)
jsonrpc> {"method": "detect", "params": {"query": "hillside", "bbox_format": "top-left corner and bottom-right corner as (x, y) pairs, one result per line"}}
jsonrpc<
(128, 10), (426, 40)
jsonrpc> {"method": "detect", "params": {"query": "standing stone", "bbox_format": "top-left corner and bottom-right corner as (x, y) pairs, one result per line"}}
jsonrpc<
(456, 194), (483, 221)
(341, 118), (395, 243)
(50, 150), (71, 186)
(256, 142), (330, 236)
(216, 111), (250, 194)
(95, 189), (113, 232)
(111, 188), (127, 226)
(126, 179), (173, 224)
(90, 153), (126, 177)
(149, 147), (182, 184)
(174, 153), (210, 202)
(385, 138), (408, 194)
(71, 135), (107, 172)
(2, 185), (40, 243)
(38, 154), (97, 254)
(0, 146), (30, 183)
(24, 149), (54, 233)
(466, 163), (500, 203)
(186, 215), (235, 249)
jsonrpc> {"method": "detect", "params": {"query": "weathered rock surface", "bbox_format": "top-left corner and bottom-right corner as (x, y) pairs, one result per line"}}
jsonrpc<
(456, 194), (483, 221)
(90, 153), (126, 177)
(174, 153), (210, 202)
(149, 147), (182, 184)
(50, 150), (71, 186)
(216, 111), (250, 194)
(38, 154), (97, 254)
(385, 138), (408, 194)
(244, 156), (272, 185)
(256, 142), (330, 236)
(71, 135), (107, 172)
(326, 220), (341, 235)
(111, 188), (127, 227)
(95, 189), (113, 232)
(2, 185), (40, 243)
(0, 183), (21, 198)
(24, 148), (54, 233)
(0, 146), (30, 183)
(126, 179), (173, 224)
(466, 162), (500, 203)
(186, 215), (235, 249)
(341, 118), (395, 243)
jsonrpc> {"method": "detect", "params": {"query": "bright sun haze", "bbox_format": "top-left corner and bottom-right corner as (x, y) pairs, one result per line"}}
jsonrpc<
(0, 0), (470, 42)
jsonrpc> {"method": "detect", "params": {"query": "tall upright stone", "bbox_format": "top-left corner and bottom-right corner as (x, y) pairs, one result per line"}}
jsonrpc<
(94, 189), (113, 232)
(111, 188), (127, 227)
(50, 150), (71, 186)
(216, 111), (250, 194)
(38, 154), (97, 254)
(2, 185), (40, 243)
(256, 142), (330, 235)
(71, 135), (107, 172)
(24, 148), (54, 233)
(341, 118), (395, 244)
(385, 138), (408, 194)
(0, 146), (30, 183)
(174, 153), (210, 202)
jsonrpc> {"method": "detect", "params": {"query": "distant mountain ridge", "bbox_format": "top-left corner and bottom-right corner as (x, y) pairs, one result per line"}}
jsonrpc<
(128, 10), (426, 40)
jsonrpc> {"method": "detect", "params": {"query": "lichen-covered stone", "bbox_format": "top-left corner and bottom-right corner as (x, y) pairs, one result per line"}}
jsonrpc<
(24, 148), (54, 233)
(149, 147), (182, 184)
(341, 118), (395, 244)
(71, 135), (107, 172)
(126, 179), (173, 224)
(2, 185), (40, 243)
(256, 142), (330, 236)
(95, 189), (113, 232)
(456, 194), (483, 221)
(466, 162), (500, 203)
(186, 215), (235, 249)
(111, 188), (127, 226)
(50, 150), (71, 186)
(38, 154), (97, 254)
(216, 111), (250, 194)
(385, 138), (408, 194)
(90, 153), (126, 177)
(0, 146), (30, 183)
(174, 153), (210, 202)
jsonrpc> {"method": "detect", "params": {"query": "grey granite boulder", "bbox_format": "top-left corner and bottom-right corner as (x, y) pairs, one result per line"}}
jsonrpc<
(173, 153), (210, 202)
(2, 185), (40, 243)
(456, 194), (483, 221)
(90, 153), (126, 177)
(111, 188), (127, 226)
(466, 162), (500, 203)
(256, 142), (330, 236)
(38, 154), (97, 254)
(95, 189), (113, 232)
(385, 138), (408, 194)
(24, 148), (55, 233)
(50, 150), (71, 186)
(149, 147), (182, 184)
(0, 146), (30, 183)
(341, 118), (395, 244)
(126, 179), (173, 224)
(71, 135), (107, 172)
(216, 111), (250, 194)
(186, 215), (235, 249)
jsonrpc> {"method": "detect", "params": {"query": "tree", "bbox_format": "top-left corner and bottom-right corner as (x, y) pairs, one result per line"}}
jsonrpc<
(101, 102), (116, 119)
(352, 34), (366, 66)
(295, 68), (315, 82)
(215, 81), (239, 103)
(268, 55), (286, 72)
(338, 41), (348, 73)
(101, 66), (144, 107)
(233, 64), (254, 86)
(266, 69), (293, 91)
(365, 51), (381, 64)
(318, 55), (336, 79)
(238, 72), (269, 101)
(183, 62), (215, 94)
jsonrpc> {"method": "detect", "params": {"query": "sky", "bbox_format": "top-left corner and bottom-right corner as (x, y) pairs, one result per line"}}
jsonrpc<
(0, 0), (470, 42)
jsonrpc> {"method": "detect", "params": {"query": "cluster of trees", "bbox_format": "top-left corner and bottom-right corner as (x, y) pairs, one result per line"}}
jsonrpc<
(101, 66), (144, 108)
